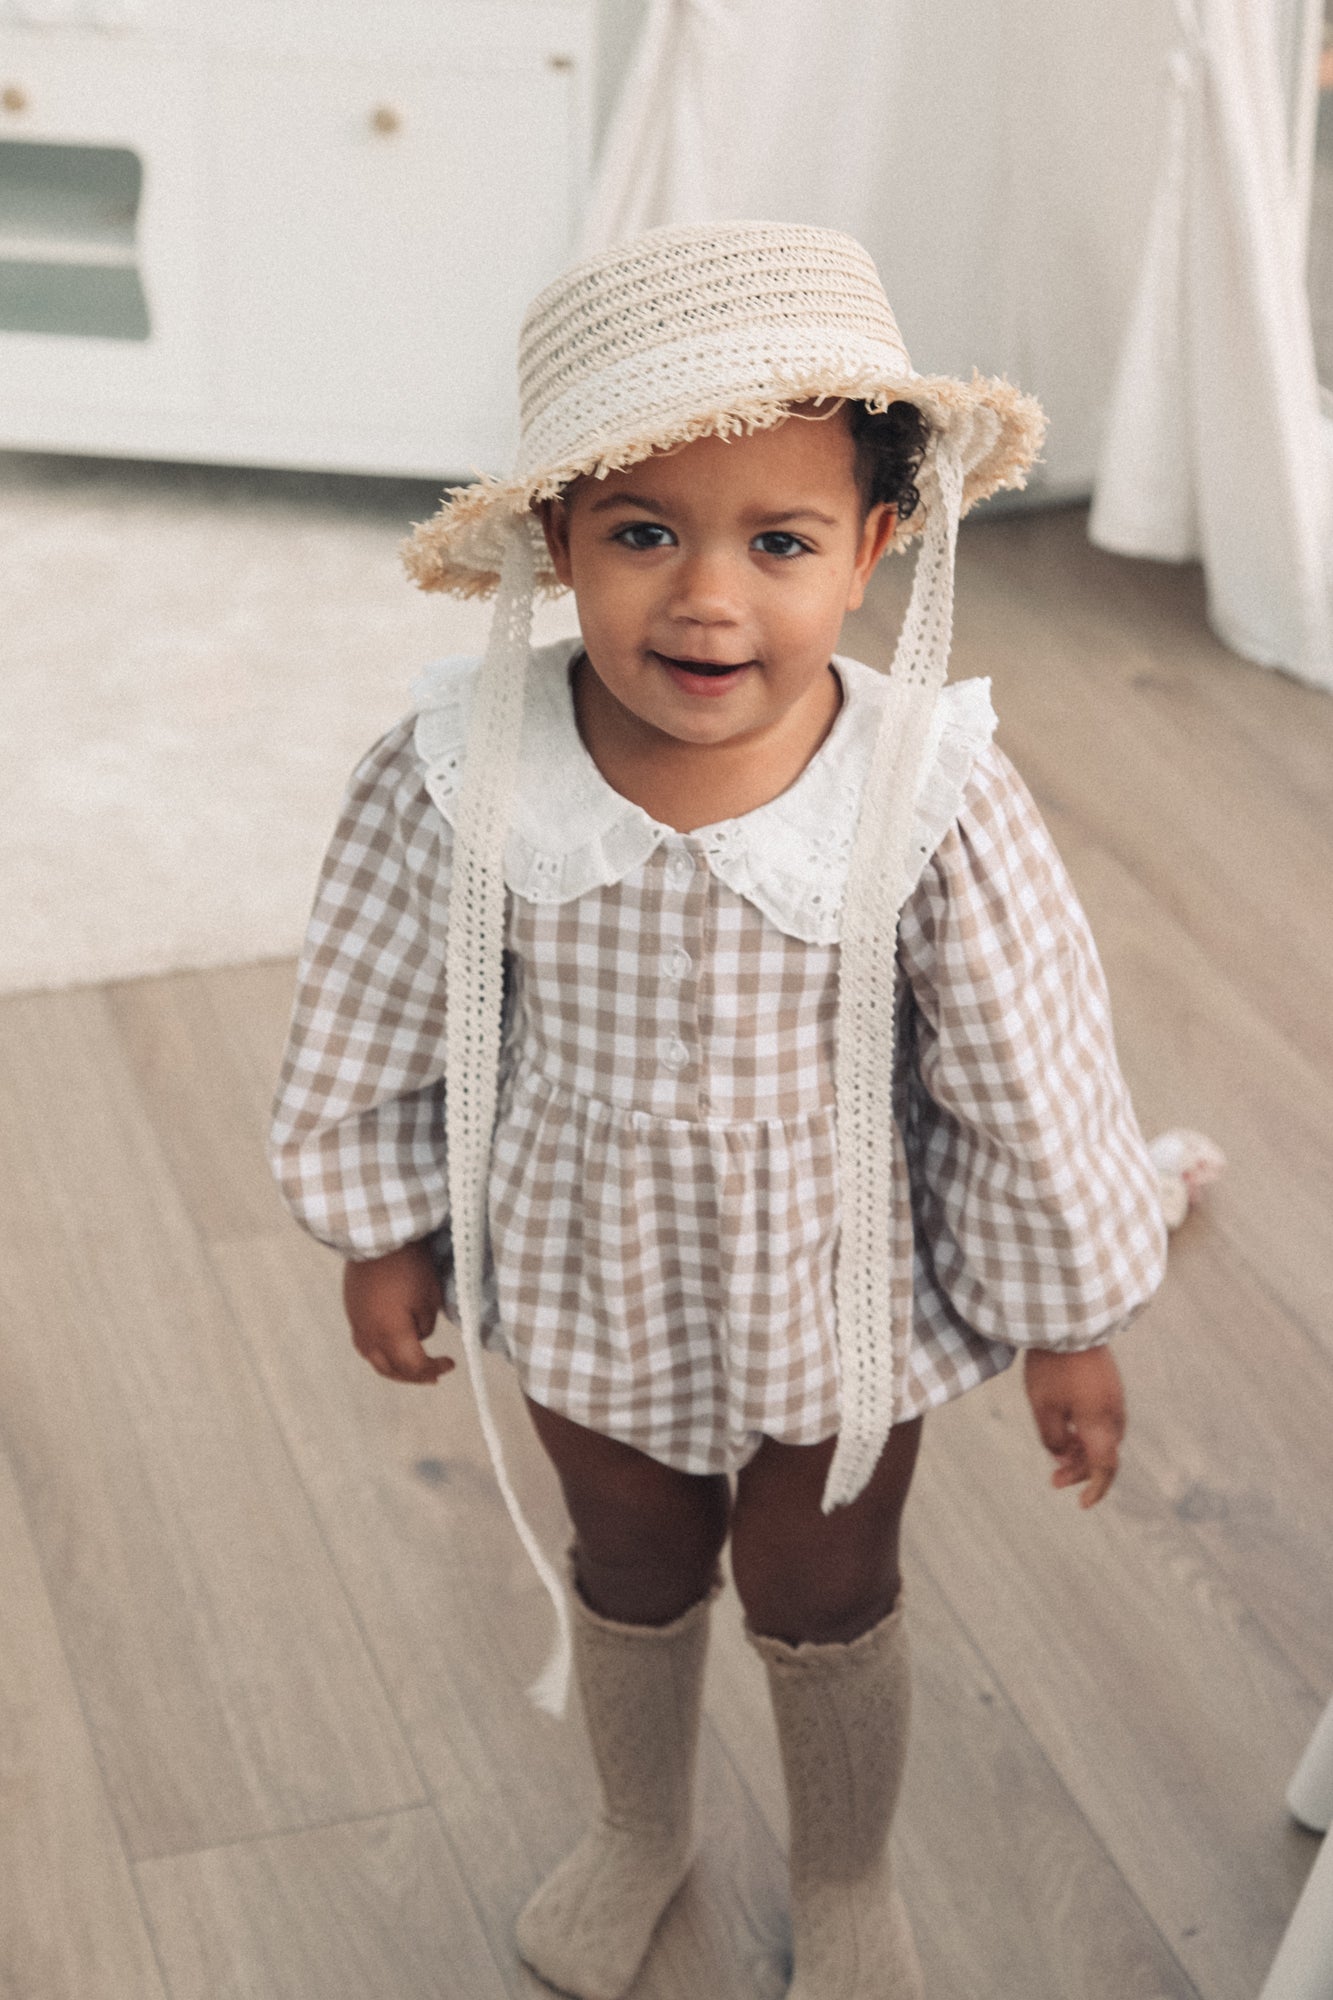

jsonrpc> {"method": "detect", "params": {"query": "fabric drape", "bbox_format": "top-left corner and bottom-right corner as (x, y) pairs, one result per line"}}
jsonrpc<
(1090, 0), (1333, 692)
(581, 0), (1171, 501)
(590, 0), (1333, 689)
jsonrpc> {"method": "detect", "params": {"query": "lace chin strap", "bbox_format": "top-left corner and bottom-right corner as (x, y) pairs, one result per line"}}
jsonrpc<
(444, 521), (574, 1718)
(822, 426), (970, 1513)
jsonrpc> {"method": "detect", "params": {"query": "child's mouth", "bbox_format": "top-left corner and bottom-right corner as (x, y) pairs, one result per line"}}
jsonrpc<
(654, 652), (753, 695)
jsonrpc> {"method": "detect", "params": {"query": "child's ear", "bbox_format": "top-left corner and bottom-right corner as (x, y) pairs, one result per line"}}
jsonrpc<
(537, 497), (575, 588)
(846, 502), (896, 611)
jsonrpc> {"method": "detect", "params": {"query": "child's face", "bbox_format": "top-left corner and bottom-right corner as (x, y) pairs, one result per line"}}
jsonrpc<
(539, 408), (895, 756)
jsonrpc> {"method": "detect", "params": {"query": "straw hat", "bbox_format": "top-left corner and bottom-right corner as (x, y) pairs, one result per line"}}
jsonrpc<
(408, 221), (1045, 1714)
(403, 220), (1043, 596)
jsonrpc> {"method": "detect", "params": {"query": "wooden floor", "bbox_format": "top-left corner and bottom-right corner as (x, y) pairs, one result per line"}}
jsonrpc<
(4, 504), (1332, 2000)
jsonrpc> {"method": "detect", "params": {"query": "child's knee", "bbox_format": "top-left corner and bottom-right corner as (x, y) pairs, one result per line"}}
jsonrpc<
(732, 1536), (902, 1647)
(572, 1477), (729, 1623)
(526, 1396), (731, 1621)
(574, 1535), (725, 1627)
(729, 1425), (921, 1645)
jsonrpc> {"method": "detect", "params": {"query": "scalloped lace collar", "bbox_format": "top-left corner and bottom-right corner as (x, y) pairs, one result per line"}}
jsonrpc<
(413, 638), (995, 944)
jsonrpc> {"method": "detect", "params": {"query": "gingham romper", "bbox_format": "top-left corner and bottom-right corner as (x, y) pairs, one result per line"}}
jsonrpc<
(270, 641), (1166, 1474)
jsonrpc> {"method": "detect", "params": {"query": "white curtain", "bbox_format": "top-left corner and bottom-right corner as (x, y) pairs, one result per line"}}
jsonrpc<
(1090, 0), (1333, 691)
(589, 0), (1333, 691)
(582, 0), (1173, 501)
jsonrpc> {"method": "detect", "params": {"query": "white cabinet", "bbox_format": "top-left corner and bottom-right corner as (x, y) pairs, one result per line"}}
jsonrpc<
(0, 0), (593, 474)
(0, 36), (205, 412)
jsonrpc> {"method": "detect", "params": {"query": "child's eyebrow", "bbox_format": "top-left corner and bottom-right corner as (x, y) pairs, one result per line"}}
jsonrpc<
(585, 490), (668, 515)
(585, 492), (839, 528)
(748, 508), (840, 528)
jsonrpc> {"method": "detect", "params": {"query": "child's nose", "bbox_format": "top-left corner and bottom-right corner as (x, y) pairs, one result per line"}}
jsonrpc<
(666, 547), (745, 625)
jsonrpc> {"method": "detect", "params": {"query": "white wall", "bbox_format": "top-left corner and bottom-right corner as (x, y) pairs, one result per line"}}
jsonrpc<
(595, 0), (648, 147)
(578, 0), (1176, 499)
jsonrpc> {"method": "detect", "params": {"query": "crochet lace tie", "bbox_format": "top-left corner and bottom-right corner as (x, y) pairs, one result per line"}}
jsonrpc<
(823, 423), (976, 1511)
(444, 521), (573, 1716)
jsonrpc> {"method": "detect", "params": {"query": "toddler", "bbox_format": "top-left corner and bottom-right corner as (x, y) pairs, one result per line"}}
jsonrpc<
(270, 223), (1167, 1999)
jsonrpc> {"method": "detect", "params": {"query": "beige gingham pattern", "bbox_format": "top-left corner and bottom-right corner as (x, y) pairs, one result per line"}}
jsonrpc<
(270, 724), (1166, 1474)
(270, 722), (455, 1256)
(898, 750), (1168, 1350)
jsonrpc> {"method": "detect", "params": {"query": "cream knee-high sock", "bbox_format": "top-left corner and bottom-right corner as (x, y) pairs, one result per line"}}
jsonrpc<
(748, 1598), (925, 1999)
(516, 1570), (718, 2000)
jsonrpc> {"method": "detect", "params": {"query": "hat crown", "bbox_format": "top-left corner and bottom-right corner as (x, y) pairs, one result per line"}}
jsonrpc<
(400, 220), (1045, 600)
(514, 220), (914, 481)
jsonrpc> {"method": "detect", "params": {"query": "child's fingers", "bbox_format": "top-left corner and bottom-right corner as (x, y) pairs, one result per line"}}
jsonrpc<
(1078, 1461), (1116, 1508)
(342, 1248), (444, 1380)
(411, 1296), (442, 1340)
(1025, 1348), (1126, 1508)
(1056, 1455), (1115, 1507)
(1071, 1411), (1121, 1504)
(1048, 1418), (1120, 1507)
(380, 1345), (454, 1384)
(1031, 1397), (1076, 1460)
(358, 1321), (454, 1384)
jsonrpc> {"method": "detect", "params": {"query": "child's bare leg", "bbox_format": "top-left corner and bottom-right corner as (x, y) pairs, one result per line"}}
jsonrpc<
(525, 1396), (730, 1623)
(730, 1417), (923, 1643)
(735, 1421), (926, 2000)
(516, 1398), (729, 2000)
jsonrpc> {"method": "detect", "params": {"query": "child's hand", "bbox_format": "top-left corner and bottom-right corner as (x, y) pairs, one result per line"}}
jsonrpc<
(343, 1240), (454, 1385)
(1022, 1345), (1125, 1508)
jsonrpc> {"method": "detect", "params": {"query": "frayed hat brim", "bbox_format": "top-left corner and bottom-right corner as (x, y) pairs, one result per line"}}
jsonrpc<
(401, 372), (1045, 597)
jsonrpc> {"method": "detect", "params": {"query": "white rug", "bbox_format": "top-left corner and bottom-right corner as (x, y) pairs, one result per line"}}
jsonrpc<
(1, 452), (577, 995)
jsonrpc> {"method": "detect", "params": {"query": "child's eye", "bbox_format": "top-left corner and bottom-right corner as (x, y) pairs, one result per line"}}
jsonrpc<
(613, 522), (676, 550)
(753, 531), (812, 558)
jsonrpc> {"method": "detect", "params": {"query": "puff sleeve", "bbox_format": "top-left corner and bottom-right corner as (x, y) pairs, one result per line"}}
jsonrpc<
(268, 719), (454, 1260)
(897, 741), (1167, 1350)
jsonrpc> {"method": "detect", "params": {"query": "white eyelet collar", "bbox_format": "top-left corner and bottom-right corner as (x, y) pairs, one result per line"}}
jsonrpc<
(413, 638), (996, 944)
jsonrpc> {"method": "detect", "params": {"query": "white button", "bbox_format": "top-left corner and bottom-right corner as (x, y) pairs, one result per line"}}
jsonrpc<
(664, 947), (692, 980)
(667, 850), (694, 887)
(661, 1036), (689, 1071)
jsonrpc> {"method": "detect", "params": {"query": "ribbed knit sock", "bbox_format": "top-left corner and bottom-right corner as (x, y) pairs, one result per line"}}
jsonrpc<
(515, 1573), (717, 2000)
(749, 1598), (925, 1999)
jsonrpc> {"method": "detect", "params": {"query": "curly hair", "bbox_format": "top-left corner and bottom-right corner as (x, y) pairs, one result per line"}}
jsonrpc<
(848, 399), (929, 523)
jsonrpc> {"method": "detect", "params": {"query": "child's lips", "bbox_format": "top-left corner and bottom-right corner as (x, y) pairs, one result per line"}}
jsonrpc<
(652, 650), (755, 696)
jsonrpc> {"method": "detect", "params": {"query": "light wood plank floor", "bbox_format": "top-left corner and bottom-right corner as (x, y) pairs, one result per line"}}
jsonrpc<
(3, 504), (1331, 1999)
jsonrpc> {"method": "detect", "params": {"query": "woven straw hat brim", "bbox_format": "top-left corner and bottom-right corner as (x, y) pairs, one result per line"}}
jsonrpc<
(402, 370), (1045, 599)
